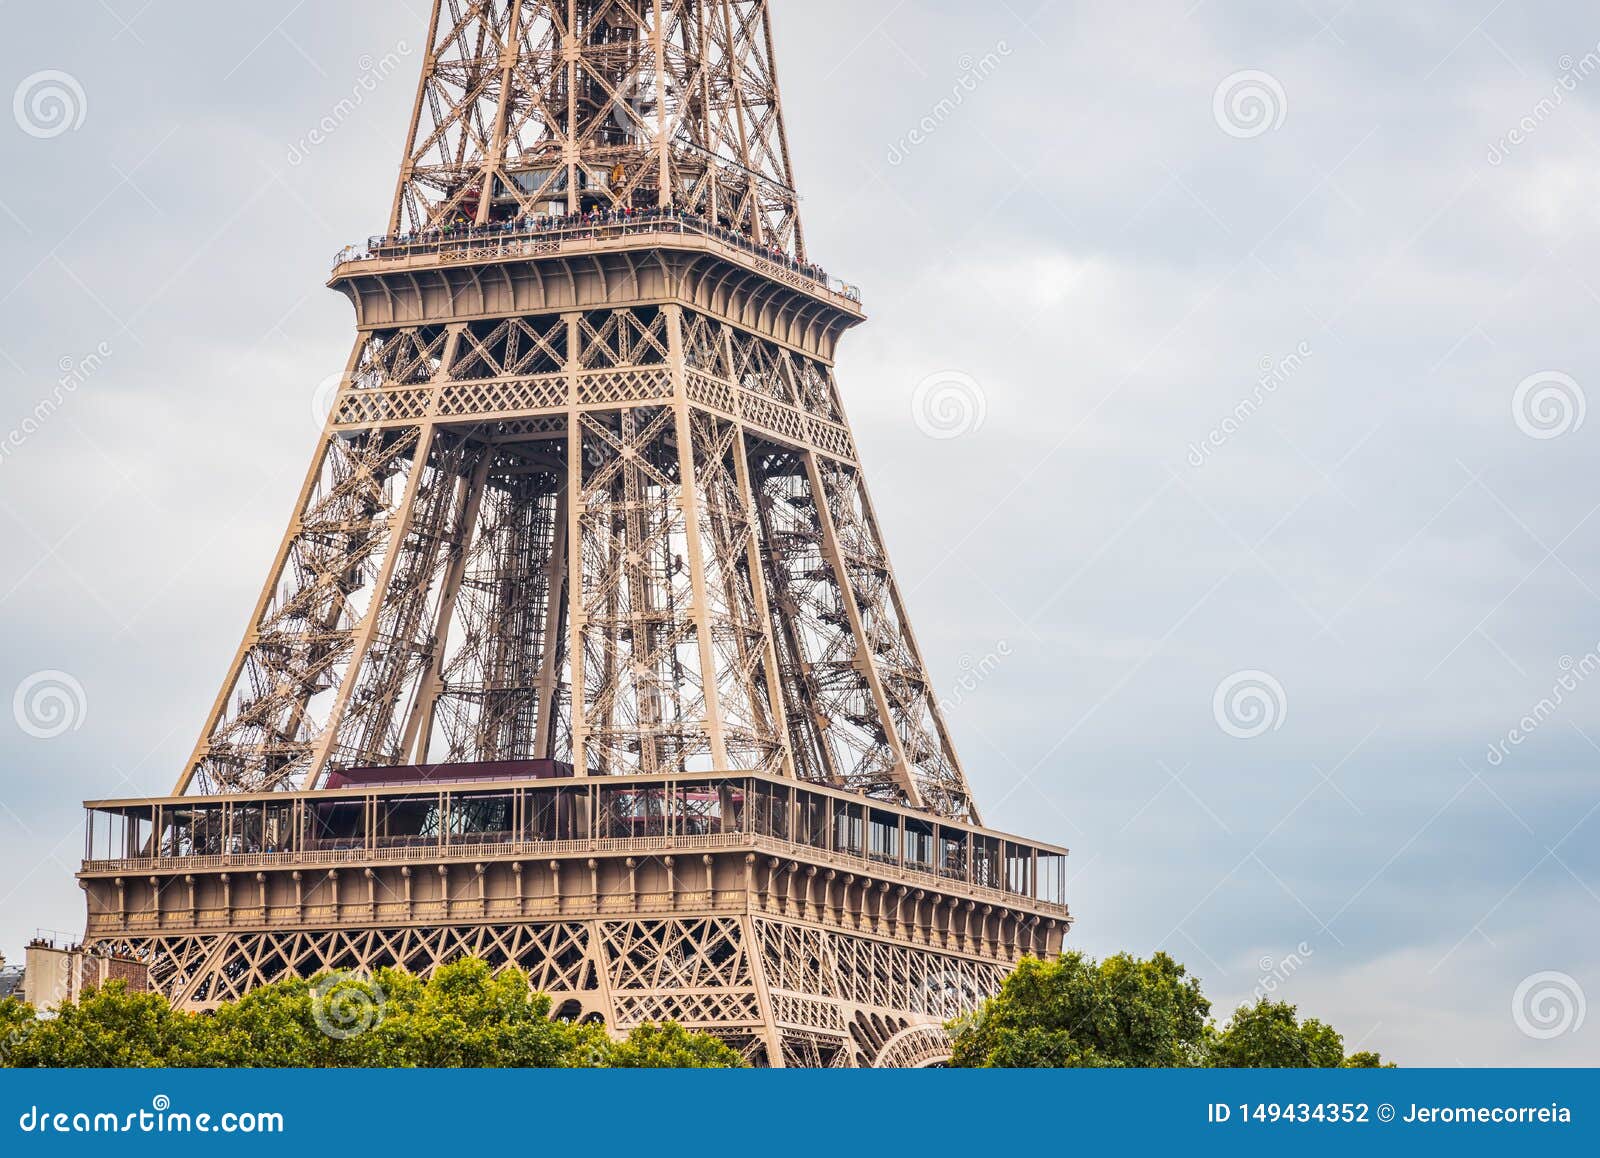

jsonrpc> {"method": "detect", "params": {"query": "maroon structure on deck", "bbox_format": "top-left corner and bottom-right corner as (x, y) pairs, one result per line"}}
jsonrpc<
(323, 760), (575, 790)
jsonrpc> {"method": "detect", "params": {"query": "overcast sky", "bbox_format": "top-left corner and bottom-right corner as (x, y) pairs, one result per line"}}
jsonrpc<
(2, 0), (1599, 1065)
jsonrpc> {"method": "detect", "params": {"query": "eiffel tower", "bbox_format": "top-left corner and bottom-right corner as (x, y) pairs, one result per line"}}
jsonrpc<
(77, 0), (1071, 1068)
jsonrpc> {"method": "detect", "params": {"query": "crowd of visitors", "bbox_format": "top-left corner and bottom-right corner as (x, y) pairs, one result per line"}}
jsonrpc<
(337, 205), (854, 298)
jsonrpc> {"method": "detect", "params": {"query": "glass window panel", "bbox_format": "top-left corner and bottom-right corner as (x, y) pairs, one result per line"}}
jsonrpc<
(448, 793), (515, 843)
(973, 835), (1002, 890)
(754, 782), (791, 839)
(936, 827), (968, 882)
(869, 810), (900, 864)
(600, 786), (669, 839)
(905, 819), (934, 869)
(834, 801), (864, 857)
(797, 791), (830, 851)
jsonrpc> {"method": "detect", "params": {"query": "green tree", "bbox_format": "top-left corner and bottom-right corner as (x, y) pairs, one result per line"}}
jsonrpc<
(1342, 1050), (1395, 1069)
(0, 961), (738, 1069)
(4, 983), (204, 1068)
(200, 972), (383, 1068)
(949, 952), (1212, 1068)
(360, 960), (613, 1069)
(201, 961), (614, 1068)
(0, 997), (35, 1064)
(948, 955), (1393, 1070)
(607, 1021), (746, 1069)
(1210, 999), (1345, 1068)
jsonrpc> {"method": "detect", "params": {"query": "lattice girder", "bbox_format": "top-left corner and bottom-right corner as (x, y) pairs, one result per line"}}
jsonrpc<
(393, 1), (805, 259)
(88, 907), (1017, 1068)
(179, 300), (977, 822)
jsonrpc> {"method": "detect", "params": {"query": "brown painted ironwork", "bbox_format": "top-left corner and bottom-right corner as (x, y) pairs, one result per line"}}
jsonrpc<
(80, 0), (1070, 1067)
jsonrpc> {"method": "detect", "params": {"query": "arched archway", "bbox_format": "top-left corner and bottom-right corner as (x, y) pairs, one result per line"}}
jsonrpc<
(872, 1025), (954, 1069)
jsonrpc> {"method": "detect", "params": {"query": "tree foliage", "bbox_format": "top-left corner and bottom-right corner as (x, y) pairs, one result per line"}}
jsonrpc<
(1, 997), (37, 1065)
(0, 960), (741, 1070)
(1210, 998), (1345, 1068)
(1, 952), (1390, 1070)
(949, 954), (1391, 1069)
(948, 952), (1212, 1068)
(606, 1021), (746, 1069)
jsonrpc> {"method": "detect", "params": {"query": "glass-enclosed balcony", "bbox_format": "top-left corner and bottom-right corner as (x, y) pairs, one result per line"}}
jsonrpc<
(81, 768), (1069, 912)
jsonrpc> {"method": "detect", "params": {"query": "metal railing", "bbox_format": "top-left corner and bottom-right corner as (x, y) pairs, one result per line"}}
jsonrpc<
(332, 212), (864, 305)
(80, 830), (1069, 915)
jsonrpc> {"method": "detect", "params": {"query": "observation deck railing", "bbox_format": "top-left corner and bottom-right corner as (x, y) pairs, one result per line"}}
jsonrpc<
(332, 211), (863, 306)
(81, 830), (1066, 917)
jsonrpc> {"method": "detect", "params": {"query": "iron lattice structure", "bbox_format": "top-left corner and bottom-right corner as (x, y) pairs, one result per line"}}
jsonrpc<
(79, 0), (1071, 1067)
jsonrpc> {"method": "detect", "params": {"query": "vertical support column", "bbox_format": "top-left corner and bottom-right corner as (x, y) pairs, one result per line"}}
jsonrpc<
(758, 0), (804, 259)
(302, 421), (440, 785)
(732, 426), (796, 779)
(402, 444), (495, 762)
(652, 0), (673, 207)
(564, 312), (589, 774)
(740, 913), (788, 1069)
(479, 0), (527, 225)
(715, 0), (761, 244)
(696, 2), (719, 220)
(851, 477), (979, 822)
(389, 0), (445, 234)
(565, 0), (580, 214)
(533, 479), (572, 760)
(802, 453), (921, 809)
(666, 305), (731, 771)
